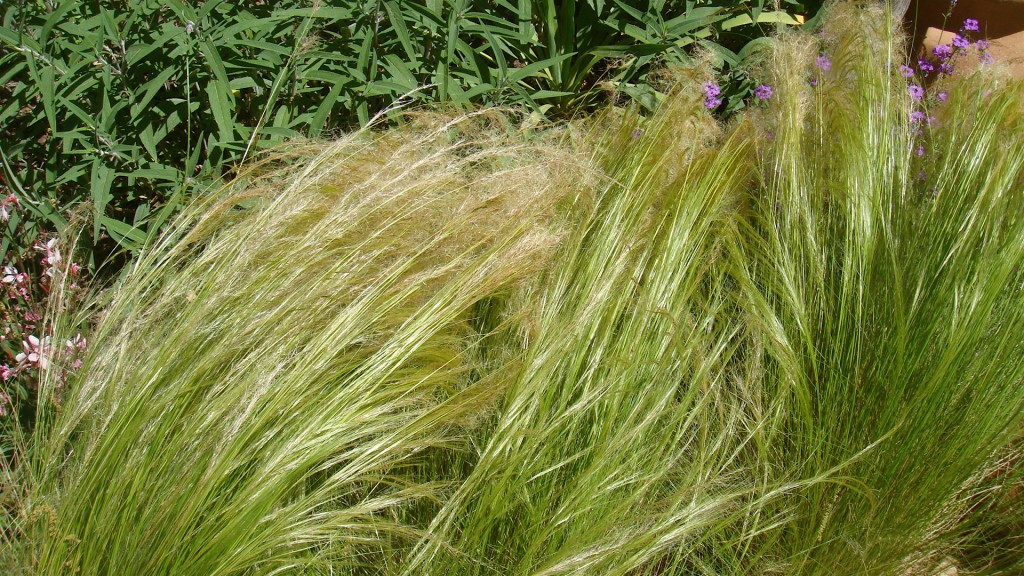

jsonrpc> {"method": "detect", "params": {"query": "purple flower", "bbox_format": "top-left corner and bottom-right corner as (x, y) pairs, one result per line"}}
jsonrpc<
(703, 82), (722, 110)
(918, 59), (935, 73)
(899, 64), (915, 77)
(816, 55), (832, 71)
(952, 34), (969, 50)
(980, 51), (995, 65)
(810, 78), (818, 86)
(976, 39), (990, 51)
(908, 85), (925, 100)
(963, 18), (979, 32)
(937, 91), (948, 102)
(939, 61), (954, 75)
(754, 84), (773, 100)
(911, 110), (927, 123)
(916, 145), (926, 156)
(934, 44), (953, 59)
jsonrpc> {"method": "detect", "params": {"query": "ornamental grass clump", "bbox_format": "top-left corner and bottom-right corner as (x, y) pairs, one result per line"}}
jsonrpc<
(4, 4), (1024, 575)
(739, 6), (1024, 574)
(4, 113), (590, 574)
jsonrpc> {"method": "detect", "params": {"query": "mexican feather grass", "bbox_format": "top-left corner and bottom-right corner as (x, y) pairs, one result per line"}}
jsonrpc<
(4, 5), (1024, 575)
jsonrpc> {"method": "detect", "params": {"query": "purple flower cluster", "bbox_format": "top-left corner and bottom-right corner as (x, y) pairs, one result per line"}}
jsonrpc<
(976, 38), (994, 64)
(703, 78), (773, 110)
(810, 54), (831, 86)
(914, 112), (936, 126)
(909, 18), (994, 80)
(703, 81), (722, 110)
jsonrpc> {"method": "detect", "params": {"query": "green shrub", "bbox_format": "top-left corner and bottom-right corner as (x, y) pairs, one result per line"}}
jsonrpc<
(0, 0), (815, 268)
(5, 4), (1023, 575)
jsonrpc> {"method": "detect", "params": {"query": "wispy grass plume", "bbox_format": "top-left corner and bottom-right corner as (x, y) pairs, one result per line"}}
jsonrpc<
(735, 5), (1024, 574)
(9, 113), (585, 575)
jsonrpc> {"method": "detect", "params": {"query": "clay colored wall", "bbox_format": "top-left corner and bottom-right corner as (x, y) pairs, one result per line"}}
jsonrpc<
(906, 0), (1024, 76)
(908, 0), (1024, 39)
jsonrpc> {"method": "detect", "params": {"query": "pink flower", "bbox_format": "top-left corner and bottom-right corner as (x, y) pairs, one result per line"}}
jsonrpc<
(2, 266), (28, 293)
(0, 194), (17, 222)
(35, 238), (63, 278)
(0, 390), (10, 417)
(66, 334), (87, 352)
(16, 335), (49, 370)
(0, 365), (14, 381)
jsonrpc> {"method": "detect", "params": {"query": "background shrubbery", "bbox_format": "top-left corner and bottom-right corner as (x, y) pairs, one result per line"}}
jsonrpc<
(0, 0), (818, 267)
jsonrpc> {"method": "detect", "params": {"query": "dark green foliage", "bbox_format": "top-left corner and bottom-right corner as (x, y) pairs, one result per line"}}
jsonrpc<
(0, 0), (815, 268)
